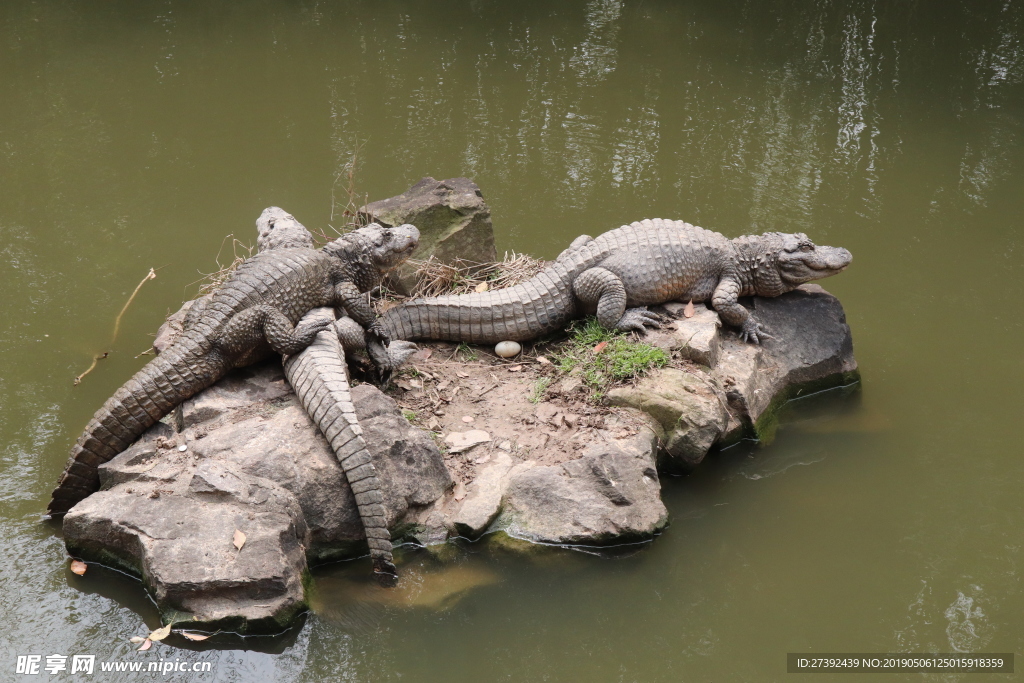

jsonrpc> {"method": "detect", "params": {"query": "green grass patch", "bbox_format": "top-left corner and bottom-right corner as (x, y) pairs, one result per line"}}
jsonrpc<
(456, 342), (478, 361)
(552, 318), (669, 400)
(401, 408), (417, 423)
(528, 377), (553, 404)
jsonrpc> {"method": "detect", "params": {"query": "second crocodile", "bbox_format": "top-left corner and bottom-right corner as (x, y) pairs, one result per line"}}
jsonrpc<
(380, 218), (852, 345)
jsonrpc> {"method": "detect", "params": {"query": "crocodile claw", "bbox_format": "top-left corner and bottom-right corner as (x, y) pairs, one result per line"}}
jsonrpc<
(367, 323), (391, 347)
(616, 307), (665, 335)
(739, 320), (773, 345)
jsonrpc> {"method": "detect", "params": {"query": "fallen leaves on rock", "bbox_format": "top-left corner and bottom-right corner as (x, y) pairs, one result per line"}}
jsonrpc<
(70, 559), (87, 575)
(233, 529), (246, 551)
(148, 624), (172, 642)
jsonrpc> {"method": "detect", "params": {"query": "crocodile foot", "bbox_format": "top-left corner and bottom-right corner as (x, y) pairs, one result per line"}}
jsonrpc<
(739, 319), (773, 344)
(615, 307), (666, 335)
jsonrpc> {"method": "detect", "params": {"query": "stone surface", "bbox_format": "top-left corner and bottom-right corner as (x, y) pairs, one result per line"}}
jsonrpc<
(452, 453), (514, 538)
(497, 429), (668, 545)
(712, 284), (858, 441)
(651, 303), (723, 367)
(606, 369), (729, 473)
(359, 177), (497, 293)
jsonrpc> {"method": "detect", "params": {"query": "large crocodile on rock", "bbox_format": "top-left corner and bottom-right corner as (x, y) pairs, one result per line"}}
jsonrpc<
(380, 218), (852, 345)
(47, 208), (419, 517)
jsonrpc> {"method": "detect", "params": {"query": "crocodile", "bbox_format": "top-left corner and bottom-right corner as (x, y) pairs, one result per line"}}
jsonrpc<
(380, 218), (852, 345)
(47, 208), (419, 516)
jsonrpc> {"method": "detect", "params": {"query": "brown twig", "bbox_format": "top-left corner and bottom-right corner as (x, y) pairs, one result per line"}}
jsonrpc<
(74, 267), (158, 385)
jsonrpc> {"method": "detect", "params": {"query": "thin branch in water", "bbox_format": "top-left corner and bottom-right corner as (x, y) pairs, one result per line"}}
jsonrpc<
(74, 267), (158, 385)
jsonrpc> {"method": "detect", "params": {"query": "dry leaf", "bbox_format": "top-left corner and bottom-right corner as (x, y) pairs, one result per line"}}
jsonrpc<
(148, 624), (172, 642)
(536, 356), (550, 365)
(456, 371), (469, 378)
(129, 636), (146, 644)
(475, 281), (489, 293)
(70, 559), (87, 575)
(138, 639), (152, 651)
(179, 631), (210, 642)
(508, 365), (522, 373)
(461, 415), (474, 423)
(233, 529), (246, 551)
(593, 341), (608, 354)
(684, 299), (695, 318)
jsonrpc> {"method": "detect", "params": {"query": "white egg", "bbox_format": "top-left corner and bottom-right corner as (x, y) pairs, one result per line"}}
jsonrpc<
(494, 341), (521, 358)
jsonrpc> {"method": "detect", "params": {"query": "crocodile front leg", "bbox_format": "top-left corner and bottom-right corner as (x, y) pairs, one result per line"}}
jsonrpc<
(711, 277), (770, 344)
(214, 305), (333, 359)
(573, 267), (663, 334)
(334, 281), (390, 346)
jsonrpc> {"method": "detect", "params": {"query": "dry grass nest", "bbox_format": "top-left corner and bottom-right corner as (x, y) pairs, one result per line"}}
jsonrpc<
(375, 252), (545, 312)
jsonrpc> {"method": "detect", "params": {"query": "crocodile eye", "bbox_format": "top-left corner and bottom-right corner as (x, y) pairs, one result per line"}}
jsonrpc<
(800, 243), (813, 252)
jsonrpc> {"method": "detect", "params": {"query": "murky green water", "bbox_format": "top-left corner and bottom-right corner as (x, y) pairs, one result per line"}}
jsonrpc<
(2, 1), (1022, 680)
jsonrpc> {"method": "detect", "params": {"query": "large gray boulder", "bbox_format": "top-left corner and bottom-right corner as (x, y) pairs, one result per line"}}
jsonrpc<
(358, 177), (497, 293)
(497, 429), (669, 545)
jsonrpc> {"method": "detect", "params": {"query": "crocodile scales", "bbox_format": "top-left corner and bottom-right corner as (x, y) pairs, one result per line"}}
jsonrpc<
(47, 209), (418, 517)
(381, 218), (853, 344)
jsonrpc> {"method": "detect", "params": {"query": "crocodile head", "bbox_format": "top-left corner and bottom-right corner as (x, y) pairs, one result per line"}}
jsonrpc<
(774, 232), (852, 286)
(256, 207), (315, 251)
(360, 223), (420, 272)
(324, 222), (420, 273)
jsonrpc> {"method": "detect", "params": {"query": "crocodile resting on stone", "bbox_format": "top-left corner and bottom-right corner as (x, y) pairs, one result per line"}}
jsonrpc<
(381, 218), (852, 344)
(47, 209), (419, 519)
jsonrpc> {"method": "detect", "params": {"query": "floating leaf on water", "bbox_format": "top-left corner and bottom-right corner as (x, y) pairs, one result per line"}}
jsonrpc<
(233, 530), (246, 551)
(179, 631), (210, 641)
(593, 341), (608, 354)
(684, 300), (695, 318)
(129, 636), (145, 644)
(70, 559), (87, 575)
(138, 639), (152, 651)
(148, 624), (172, 642)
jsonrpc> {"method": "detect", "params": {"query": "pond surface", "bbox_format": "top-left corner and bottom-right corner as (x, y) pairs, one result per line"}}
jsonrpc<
(1, 1), (1022, 680)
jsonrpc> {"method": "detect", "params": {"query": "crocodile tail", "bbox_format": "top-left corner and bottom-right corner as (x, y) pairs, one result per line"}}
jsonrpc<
(47, 337), (229, 517)
(282, 321), (398, 585)
(381, 262), (577, 344)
